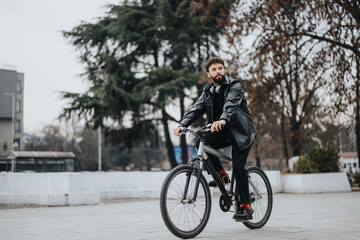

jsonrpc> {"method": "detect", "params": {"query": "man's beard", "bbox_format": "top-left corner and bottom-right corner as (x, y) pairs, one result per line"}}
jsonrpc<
(212, 74), (225, 85)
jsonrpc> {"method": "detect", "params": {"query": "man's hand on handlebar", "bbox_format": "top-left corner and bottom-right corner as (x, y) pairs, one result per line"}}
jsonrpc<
(173, 126), (183, 136)
(211, 120), (226, 132)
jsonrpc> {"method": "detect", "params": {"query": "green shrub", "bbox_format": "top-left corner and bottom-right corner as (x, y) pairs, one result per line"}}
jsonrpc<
(296, 145), (340, 173)
(309, 145), (340, 172)
(295, 154), (319, 173)
(353, 173), (360, 186)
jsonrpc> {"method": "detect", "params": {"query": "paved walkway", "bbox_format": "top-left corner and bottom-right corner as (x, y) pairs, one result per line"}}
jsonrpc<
(1, 192), (359, 240)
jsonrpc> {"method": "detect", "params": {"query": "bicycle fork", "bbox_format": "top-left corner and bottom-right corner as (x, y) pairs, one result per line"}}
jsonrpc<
(182, 162), (202, 203)
(182, 159), (233, 207)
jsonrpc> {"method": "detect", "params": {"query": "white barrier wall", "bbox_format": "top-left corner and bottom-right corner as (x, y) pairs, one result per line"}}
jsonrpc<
(0, 173), (99, 206)
(0, 170), (281, 206)
(80, 171), (170, 199)
(281, 172), (352, 193)
(264, 170), (282, 193)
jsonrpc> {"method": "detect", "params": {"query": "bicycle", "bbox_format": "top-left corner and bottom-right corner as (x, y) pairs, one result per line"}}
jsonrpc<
(160, 124), (273, 239)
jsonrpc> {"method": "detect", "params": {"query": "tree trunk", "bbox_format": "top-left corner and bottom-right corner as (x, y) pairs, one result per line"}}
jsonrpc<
(253, 141), (261, 168)
(280, 85), (290, 167)
(161, 108), (177, 168)
(180, 135), (188, 164)
(153, 46), (159, 68)
(291, 122), (302, 156)
(206, 34), (210, 60)
(197, 41), (202, 72)
(281, 111), (290, 167)
(145, 153), (151, 171)
(356, 55), (360, 169)
(180, 94), (188, 164)
(154, 129), (159, 149)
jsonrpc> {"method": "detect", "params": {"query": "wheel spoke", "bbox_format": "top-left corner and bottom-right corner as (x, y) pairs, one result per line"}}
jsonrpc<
(243, 167), (272, 228)
(161, 167), (211, 235)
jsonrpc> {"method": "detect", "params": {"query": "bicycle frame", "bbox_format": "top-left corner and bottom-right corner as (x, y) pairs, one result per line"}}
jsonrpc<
(189, 140), (235, 207)
(181, 125), (262, 208)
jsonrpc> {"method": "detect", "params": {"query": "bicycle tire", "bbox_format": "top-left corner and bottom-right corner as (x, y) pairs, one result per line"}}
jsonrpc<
(242, 166), (273, 229)
(160, 165), (212, 239)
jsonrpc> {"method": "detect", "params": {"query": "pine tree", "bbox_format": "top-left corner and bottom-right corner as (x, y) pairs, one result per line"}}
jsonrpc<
(61, 0), (228, 169)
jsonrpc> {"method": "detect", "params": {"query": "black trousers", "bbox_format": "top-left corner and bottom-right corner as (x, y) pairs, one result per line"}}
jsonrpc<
(197, 127), (252, 204)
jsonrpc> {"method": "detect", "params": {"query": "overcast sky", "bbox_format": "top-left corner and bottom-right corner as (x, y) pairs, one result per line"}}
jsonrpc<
(0, 0), (119, 133)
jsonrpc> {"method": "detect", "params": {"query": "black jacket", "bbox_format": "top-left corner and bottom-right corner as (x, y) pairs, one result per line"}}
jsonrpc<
(180, 75), (256, 150)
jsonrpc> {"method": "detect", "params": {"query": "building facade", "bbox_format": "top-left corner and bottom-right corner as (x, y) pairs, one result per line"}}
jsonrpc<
(0, 69), (24, 155)
(340, 152), (359, 174)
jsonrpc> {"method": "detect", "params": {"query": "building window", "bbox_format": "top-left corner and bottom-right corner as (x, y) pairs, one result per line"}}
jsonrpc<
(17, 80), (21, 93)
(16, 99), (21, 113)
(15, 119), (21, 132)
(354, 163), (357, 168)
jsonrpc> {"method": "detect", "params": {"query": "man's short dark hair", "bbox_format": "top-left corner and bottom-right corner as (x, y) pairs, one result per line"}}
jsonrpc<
(204, 57), (225, 72)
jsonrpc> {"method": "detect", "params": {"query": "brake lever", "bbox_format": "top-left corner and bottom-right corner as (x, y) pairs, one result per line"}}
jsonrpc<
(195, 124), (212, 133)
(179, 127), (187, 135)
(203, 123), (212, 132)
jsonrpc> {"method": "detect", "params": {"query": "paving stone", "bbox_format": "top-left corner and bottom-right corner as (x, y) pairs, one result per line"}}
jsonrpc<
(0, 192), (359, 239)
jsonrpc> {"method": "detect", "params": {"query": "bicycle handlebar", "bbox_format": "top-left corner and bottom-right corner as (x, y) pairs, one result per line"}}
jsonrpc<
(179, 123), (212, 135)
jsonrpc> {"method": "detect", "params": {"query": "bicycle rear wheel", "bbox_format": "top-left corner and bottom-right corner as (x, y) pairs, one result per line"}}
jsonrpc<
(243, 166), (273, 229)
(160, 165), (211, 239)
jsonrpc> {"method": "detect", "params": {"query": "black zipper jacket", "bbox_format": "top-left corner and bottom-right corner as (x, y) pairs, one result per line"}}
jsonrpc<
(180, 75), (256, 150)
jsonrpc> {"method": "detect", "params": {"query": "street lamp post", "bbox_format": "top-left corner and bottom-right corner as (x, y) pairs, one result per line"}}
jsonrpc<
(4, 92), (15, 172)
(98, 126), (102, 171)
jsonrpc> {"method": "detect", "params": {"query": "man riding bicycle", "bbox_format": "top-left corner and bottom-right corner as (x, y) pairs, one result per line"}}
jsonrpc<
(174, 56), (256, 221)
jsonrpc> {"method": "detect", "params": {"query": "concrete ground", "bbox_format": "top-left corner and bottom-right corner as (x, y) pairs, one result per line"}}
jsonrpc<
(0, 192), (359, 240)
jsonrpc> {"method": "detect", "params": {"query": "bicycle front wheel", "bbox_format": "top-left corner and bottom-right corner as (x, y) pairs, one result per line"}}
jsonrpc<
(160, 165), (211, 239)
(243, 166), (273, 229)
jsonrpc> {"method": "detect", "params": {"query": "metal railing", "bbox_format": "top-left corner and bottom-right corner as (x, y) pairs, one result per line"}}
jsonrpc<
(0, 155), (12, 172)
